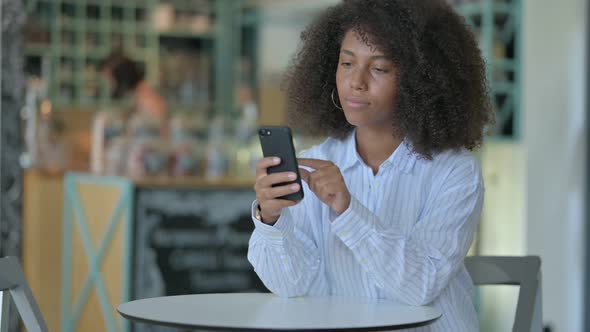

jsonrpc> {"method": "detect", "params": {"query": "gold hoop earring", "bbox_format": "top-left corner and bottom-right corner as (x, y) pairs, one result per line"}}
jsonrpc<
(331, 89), (343, 110)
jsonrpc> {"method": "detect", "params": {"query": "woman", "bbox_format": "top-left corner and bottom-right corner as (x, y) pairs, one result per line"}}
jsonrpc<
(100, 51), (166, 120)
(248, 1), (494, 331)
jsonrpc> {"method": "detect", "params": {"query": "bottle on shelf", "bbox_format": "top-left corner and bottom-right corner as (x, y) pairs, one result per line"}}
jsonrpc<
(21, 77), (47, 169)
(36, 103), (67, 174)
(126, 112), (169, 178)
(205, 116), (229, 180)
(168, 112), (206, 177)
(90, 110), (126, 174)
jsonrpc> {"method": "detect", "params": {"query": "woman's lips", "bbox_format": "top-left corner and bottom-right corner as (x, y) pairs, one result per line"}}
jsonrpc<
(344, 97), (370, 109)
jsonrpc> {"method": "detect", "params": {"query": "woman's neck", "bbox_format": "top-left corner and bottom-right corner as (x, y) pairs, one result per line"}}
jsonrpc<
(355, 127), (402, 175)
(134, 80), (150, 96)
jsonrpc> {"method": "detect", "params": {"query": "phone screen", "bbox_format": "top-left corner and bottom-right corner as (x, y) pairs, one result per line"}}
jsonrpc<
(258, 126), (304, 201)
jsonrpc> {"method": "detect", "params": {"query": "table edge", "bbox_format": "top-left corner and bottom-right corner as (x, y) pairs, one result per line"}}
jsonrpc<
(117, 307), (441, 332)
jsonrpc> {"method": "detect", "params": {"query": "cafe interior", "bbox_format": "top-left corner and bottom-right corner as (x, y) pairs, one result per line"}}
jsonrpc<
(0, 0), (588, 331)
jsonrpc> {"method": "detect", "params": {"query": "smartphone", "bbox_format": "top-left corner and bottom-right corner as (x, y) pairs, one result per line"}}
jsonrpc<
(258, 126), (304, 201)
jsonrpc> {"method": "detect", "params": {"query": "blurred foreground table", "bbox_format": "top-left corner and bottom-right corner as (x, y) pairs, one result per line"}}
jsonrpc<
(118, 293), (441, 331)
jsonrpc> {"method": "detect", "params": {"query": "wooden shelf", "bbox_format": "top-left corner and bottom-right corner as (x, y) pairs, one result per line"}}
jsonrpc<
(134, 175), (254, 189)
(157, 30), (214, 39)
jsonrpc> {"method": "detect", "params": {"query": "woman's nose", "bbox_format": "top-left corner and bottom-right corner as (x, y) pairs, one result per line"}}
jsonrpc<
(350, 69), (367, 90)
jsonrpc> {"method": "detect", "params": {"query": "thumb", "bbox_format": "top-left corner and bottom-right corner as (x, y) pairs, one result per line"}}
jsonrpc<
(298, 167), (311, 183)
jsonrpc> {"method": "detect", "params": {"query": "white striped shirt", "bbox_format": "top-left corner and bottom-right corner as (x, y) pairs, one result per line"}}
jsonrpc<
(248, 131), (484, 331)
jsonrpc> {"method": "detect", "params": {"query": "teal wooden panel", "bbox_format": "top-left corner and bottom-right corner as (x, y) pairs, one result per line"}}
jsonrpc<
(455, 0), (522, 139)
(24, 0), (158, 108)
(61, 173), (134, 332)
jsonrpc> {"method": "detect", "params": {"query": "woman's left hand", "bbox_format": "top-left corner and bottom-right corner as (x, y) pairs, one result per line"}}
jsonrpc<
(298, 158), (351, 215)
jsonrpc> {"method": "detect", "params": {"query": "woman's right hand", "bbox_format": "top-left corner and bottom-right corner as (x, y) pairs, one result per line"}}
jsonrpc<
(254, 157), (302, 225)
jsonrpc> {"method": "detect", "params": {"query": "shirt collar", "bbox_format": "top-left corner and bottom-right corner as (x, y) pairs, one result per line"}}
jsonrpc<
(339, 131), (360, 172)
(339, 130), (417, 174)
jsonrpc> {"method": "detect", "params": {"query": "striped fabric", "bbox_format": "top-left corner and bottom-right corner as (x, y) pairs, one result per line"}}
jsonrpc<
(248, 131), (484, 332)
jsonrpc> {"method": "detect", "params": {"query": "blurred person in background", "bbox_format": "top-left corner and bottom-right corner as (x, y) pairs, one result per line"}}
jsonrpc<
(248, 0), (494, 331)
(100, 50), (166, 120)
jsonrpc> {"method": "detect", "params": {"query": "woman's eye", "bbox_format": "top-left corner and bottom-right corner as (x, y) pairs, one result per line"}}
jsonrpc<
(340, 62), (352, 67)
(373, 67), (387, 73)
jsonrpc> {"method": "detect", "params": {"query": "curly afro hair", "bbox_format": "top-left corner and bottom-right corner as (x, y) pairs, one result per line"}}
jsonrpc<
(284, 0), (494, 159)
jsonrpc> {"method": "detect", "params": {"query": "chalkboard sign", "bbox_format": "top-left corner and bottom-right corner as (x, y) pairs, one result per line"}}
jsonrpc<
(131, 188), (268, 332)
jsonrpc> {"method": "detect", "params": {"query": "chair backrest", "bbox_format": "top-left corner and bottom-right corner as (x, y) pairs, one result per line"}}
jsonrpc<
(464, 256), (542, 332)
(0, 256), (48, 332)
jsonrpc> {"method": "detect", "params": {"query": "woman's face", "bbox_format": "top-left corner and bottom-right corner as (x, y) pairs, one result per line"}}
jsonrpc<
(335, 30), (398, 132)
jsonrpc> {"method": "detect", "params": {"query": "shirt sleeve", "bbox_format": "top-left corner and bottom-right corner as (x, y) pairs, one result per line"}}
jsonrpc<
(330, 161), (484, 306)
(247, 185), (327, 297)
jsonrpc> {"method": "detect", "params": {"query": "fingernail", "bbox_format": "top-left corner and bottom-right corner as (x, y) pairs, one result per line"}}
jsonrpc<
(288, 173), (296, 179)
(273, 157), (281, 163)
(290, 184), (299, 191)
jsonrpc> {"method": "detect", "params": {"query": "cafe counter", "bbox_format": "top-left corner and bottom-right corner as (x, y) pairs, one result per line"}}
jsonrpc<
(23, 170), (267, 332)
